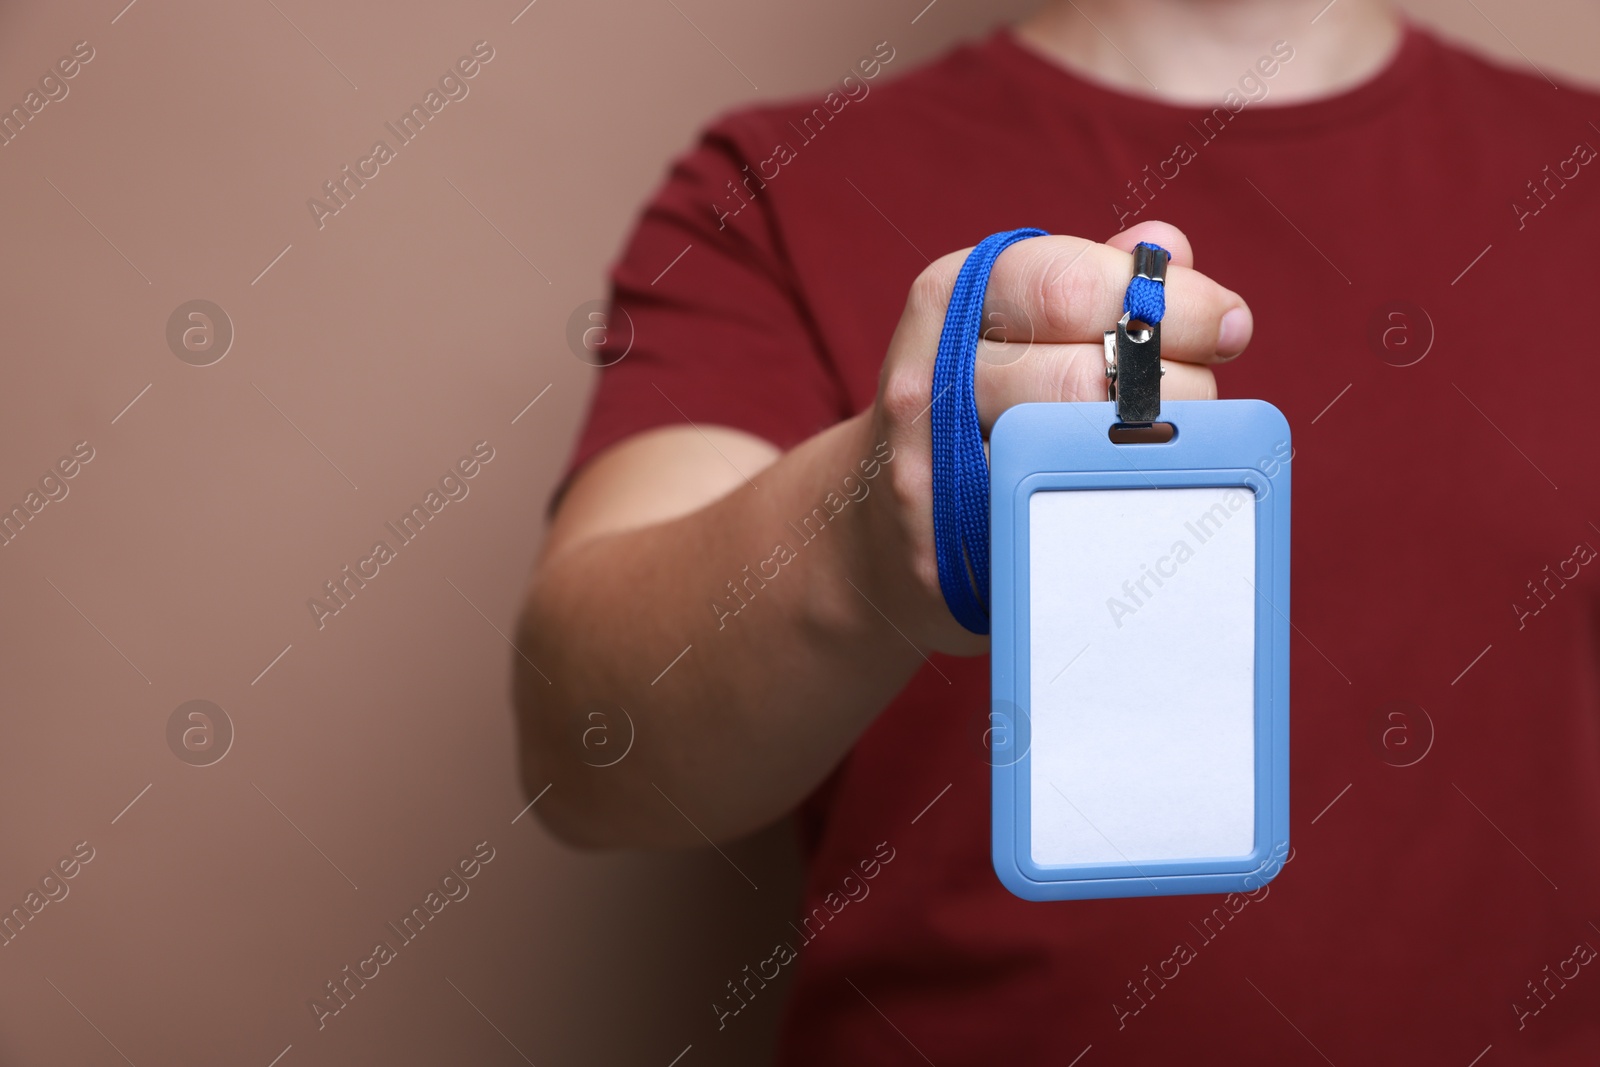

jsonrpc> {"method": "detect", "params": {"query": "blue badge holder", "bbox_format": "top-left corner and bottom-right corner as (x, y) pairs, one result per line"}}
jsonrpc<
(989, 399), (1292, 901)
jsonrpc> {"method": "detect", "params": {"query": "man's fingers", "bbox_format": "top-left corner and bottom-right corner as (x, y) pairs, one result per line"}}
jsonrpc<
(980, 234), (1250, 362)
(882, 225), (1245, 440)
(1104, 220), (1194, 270)
(974, 343), (1217, 433)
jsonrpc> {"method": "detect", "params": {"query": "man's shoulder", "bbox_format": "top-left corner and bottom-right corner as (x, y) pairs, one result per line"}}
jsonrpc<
(698, 33), (1013, 158)
(1421, 24), (1600, 125)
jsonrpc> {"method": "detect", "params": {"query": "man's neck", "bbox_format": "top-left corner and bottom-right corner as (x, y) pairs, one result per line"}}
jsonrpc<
(1015, 0), (1402, 105)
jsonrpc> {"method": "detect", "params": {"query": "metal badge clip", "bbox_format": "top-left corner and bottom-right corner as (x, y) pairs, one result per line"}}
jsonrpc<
(1103, 244), (1167, 424)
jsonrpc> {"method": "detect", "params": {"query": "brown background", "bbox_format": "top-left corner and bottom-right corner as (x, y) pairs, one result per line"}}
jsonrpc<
(0, 1), (1593, 1064)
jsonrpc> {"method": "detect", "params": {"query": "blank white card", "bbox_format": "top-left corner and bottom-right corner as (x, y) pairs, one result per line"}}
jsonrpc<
(1028, 487), (1257, 866)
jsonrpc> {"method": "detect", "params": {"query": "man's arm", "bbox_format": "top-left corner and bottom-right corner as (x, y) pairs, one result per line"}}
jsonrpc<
(516, 414), (924, 847)
(515, 223), (1250, 848)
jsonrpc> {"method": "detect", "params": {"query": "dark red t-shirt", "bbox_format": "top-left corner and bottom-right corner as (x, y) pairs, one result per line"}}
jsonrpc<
(565, 24), (1600, 1064)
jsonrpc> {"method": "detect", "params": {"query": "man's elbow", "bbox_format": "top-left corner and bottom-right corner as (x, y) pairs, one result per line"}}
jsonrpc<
(511, 598), (702, 850)
(517, 775), (622, 850)
(510, 678), (619, 849)
(509, 677), (665, 850)
(512, 757), (700, 851)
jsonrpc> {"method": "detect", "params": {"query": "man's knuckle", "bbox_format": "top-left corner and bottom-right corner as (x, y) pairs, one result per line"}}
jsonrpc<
(880, 371), (927, 425)
(1054, 348), (1106, 404)
(907, 256), (961, 317)
(906, 539), (940, 597)
(1035, 252), (1108, 337)
(886, 456), (926, 512)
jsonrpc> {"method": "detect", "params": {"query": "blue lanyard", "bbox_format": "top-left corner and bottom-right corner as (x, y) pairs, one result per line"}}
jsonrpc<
(929, 232), (1171, 635)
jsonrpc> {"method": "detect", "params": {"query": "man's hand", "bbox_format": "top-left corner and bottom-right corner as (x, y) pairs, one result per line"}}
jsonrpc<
(845, 221), (1252, 656)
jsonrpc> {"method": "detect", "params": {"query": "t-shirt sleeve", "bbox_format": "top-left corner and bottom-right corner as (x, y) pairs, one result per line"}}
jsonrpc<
(554, 113), (850, 505)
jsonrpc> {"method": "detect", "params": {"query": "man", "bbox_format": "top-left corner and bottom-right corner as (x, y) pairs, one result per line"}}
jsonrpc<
(517, 0), (1600, 1059)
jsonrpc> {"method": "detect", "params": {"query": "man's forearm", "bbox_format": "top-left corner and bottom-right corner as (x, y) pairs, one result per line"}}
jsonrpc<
(515, 414), (928, 847)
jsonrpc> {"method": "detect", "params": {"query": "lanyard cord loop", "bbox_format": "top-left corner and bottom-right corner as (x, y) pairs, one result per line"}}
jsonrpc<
(930, 228), (1045, 636)
(1123, 242), (1170, 324)
(929, 233), (1171, 635)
